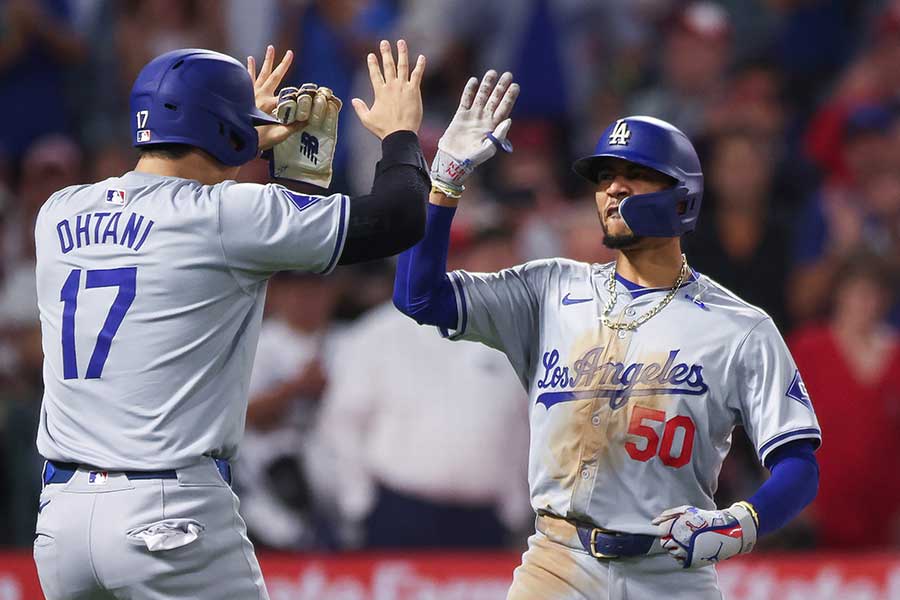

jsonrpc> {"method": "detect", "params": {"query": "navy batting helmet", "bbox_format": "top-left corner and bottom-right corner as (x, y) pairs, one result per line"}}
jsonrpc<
(130, 49), (281, 167)
(572, 116), (703, 237)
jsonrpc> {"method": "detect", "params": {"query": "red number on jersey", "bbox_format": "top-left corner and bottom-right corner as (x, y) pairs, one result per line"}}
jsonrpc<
(659, 415), (695, 468)
(624, 406), (665, 462)
(624, 405), (695, 468)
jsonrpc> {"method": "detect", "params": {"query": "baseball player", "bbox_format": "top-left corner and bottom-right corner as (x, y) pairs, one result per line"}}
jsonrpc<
(393, 80), (822, 598)
(33, 40), (429, 600)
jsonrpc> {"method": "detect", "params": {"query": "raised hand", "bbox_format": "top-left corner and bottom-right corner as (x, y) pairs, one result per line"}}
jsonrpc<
(431, 70), (520, 196)
(351, 39), (426, 140)
(247, 45), (305, 151)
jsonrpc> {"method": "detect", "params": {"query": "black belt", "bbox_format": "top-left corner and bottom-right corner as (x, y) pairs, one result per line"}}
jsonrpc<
(540, 513), (657, 559)
(42, 459), (232, 486)
(575, 525), (656, 559)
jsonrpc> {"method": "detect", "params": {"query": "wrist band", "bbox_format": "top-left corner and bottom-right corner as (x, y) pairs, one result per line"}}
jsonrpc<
(733, 500), (760, 529)
(728, 501), (759, 554)
(431, 179), (464, 198)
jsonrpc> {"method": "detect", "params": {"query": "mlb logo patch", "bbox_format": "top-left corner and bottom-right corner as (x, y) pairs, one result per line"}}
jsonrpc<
(106, 189), (126, 205)
(136, 129), (151, 143)
(88, 471), (109, 485)
(786, 370), (812, 409)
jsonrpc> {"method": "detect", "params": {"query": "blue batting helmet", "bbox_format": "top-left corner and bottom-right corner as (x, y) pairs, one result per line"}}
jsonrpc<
(572, 116), (703, 237)
(130, 49), (281, 166)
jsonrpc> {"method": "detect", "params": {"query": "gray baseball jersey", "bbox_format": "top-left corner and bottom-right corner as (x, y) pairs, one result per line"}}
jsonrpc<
(443, 258), (821, 535)
(34, 170), (348, 470)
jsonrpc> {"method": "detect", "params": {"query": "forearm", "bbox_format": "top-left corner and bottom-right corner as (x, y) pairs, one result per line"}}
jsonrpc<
(338, 131), (430, 264)
(392, 196), (459, 329)
(748, 440), (819, 536)
(392, 69), (517, 326)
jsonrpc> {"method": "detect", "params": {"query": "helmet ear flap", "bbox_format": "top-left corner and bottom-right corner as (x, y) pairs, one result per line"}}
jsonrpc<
(228, 127), (246, 153)
(619, 186), (698, 238)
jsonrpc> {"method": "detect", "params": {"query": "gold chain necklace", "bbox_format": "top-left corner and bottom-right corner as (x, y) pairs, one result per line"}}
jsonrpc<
(601, 255), (688, 331)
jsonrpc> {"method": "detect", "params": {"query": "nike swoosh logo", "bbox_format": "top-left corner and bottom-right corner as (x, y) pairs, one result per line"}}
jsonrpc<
(561, 293), (592, 306)
(38, 499), (50, 513)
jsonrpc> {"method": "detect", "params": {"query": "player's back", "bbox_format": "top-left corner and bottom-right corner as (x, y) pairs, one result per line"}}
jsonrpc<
(36, 171), (271, 470)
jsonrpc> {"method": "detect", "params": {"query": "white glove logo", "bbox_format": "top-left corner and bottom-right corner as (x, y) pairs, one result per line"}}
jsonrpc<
(300, 132), (319, 164)
(272, 84), (342, 187)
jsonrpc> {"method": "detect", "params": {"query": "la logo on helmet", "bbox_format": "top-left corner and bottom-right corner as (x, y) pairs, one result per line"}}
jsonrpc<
(609, 119), (631, 146)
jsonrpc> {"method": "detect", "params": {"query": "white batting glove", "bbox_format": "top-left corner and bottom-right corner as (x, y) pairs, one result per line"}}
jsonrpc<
(652, 502), (758, 569)
(271, 83), (342, 188)
(431, 70), (519, 197)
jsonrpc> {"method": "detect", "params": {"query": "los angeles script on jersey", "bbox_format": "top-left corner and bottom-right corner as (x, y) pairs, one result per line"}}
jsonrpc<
(55, 211), (155, 254)
(535, 347), (708, 410)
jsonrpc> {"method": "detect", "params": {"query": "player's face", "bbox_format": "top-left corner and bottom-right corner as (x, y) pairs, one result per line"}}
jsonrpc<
(594, 158), (674, 249)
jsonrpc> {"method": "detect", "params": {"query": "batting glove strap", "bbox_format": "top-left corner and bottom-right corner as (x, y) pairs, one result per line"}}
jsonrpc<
(431, 178), (464, 199)
(726, 501), (758, 554)
(430, 149), (475, 190)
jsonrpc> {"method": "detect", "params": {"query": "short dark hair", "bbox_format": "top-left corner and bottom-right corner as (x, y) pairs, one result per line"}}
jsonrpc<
(136, 143), (195, 160)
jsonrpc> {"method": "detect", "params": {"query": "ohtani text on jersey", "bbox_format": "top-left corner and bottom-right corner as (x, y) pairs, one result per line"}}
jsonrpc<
(55, 211), (155, 254)
(536, 346), (708, 410)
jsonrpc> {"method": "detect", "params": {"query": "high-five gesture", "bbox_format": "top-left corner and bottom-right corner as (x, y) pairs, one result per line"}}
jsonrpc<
(352, 39), (426, 140)
(432, 70), (519, 197)
(247, 45), (305, 151)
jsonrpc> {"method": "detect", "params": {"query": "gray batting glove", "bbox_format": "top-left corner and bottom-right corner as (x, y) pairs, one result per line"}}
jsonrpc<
(431, 70), (520, 196)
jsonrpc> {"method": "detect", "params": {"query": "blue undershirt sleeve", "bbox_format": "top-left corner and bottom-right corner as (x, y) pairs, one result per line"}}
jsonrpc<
(748, 440), (819, 536)
(393, 203), (459, 330)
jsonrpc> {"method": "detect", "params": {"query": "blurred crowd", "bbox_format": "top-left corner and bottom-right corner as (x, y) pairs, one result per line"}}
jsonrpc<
(1, 0), (899, 554)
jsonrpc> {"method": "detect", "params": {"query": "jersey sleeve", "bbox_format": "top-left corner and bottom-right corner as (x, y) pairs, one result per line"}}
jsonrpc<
(734, 317), (822, 465)
(218, 182), (349, 282)
(442, 260), (549, 379)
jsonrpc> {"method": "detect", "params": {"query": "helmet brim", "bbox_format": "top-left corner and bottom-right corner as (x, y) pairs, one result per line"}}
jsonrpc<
(572, 153), (682, 185)
(250, 106), (281, 126)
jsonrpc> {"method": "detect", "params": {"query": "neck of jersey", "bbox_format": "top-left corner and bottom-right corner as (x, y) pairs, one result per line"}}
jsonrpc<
(614, 270), (698, 299)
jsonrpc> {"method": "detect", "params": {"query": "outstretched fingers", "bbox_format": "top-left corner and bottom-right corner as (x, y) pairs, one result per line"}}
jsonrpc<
(263, 49), (294, 93)
(458, 77), (479, 110)
(485, 72), (513, 119)
(473, 70), (497, 111)
(366, 52), (384, 91)
(351, 98), (370, 121)
(258, 45), (275, 84)
(396, 39), (409, 81)
(409, 53), (426, 87)
(494, 82), (520, 123)
(380, 40), (397, 81)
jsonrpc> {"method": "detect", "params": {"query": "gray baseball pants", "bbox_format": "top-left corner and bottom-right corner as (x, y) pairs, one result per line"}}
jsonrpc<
(33, 459), (268, 599)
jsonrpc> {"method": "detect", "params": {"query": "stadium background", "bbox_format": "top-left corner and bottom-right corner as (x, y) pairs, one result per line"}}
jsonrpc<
(1, 0), (899, 598)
